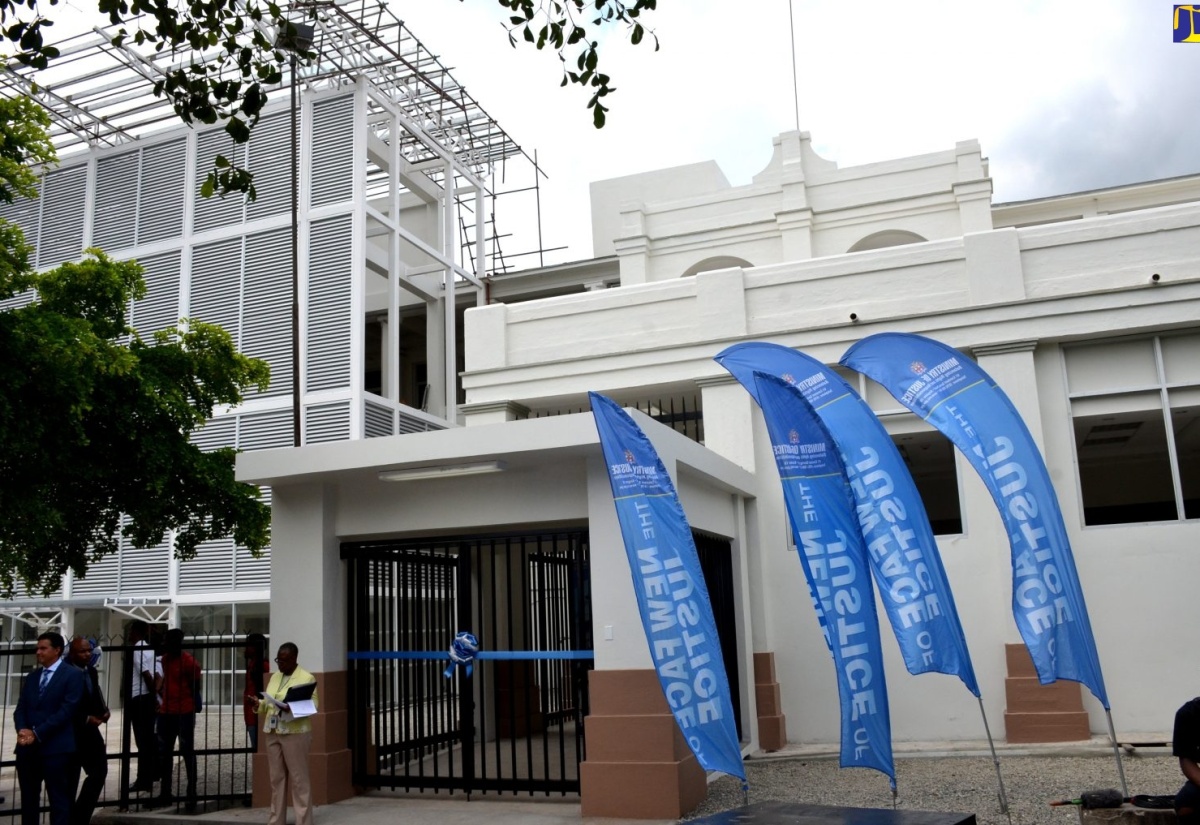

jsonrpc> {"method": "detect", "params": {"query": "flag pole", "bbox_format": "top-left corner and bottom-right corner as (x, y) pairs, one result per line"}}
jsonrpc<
(977, 697), (1012, 824)
(1105, 709), (1129, 798)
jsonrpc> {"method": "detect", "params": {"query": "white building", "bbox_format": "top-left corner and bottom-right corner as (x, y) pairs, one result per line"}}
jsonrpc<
(240, 131), (1200, 816)
(3, 11), (1198, 819)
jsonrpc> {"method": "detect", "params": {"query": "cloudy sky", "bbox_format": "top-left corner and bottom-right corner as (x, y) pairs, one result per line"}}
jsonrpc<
(387, 1), (1200, 265)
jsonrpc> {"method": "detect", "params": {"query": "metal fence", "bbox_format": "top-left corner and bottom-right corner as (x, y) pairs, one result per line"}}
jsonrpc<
(0, 632), (260, 820)
(344, 530), (593, 796)
(533, 394), (705, 444)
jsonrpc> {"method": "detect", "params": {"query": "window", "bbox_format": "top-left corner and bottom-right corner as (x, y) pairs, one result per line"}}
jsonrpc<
(1066, 334), (1200, 525)
(842, 367), (964, 535)
(179, 603), (269, 707)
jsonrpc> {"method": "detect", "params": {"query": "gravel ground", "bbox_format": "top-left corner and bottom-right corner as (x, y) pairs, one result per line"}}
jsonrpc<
(683, 751), (1182, 825)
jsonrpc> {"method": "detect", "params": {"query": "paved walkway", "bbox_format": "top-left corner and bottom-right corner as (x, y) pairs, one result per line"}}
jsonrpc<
(94, 792), (672, 825)
(92, 735), (1170, 825)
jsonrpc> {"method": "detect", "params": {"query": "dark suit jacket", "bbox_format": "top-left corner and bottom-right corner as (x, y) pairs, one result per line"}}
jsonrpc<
(14, 660), (87, 755)
(74, 666), (107, 749)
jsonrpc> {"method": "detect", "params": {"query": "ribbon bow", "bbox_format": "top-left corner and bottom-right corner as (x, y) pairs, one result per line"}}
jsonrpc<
(444, 632), (479, 679)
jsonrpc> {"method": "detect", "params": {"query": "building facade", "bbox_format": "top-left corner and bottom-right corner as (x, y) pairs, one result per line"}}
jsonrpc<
(241, 131), (1200, 816)
(3, 14), (1198, 820)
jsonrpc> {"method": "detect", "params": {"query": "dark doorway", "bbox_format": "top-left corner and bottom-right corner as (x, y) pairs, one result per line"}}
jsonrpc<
(693, 531), (742, 740)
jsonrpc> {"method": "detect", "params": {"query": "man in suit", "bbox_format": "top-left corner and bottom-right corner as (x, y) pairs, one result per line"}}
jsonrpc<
(14, 631), (87, 825)
(69, 637), (109, 825)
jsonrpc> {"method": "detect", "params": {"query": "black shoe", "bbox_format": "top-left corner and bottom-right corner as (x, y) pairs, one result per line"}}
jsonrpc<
(127, 782), (154, 793)
(145, 794), (172, 809)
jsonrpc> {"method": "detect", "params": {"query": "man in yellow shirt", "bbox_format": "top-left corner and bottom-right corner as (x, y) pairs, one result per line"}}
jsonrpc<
(254, 642), (318, 825)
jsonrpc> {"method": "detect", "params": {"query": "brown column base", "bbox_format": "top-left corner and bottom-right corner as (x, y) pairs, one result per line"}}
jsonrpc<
(753, 652), (787, 752)
(579, 669), (707, 819)
(1002, 644), (1091, 743)
(252, 669), (356, 808)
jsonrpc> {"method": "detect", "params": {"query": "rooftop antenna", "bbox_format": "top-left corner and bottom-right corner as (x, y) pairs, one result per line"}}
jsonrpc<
(788, 0), (800, 132)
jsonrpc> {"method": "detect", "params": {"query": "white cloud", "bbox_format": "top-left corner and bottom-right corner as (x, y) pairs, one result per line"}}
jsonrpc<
(375, 2), (1200, 257)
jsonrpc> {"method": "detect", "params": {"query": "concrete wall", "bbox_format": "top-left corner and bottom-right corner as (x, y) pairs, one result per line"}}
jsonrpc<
(588, 131), (991, 286)
(460, 189), (1200, 743)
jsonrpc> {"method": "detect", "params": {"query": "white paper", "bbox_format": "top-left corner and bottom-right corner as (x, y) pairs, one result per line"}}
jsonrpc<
(287, 699), (317, 718)
(258, 692), (316, 719)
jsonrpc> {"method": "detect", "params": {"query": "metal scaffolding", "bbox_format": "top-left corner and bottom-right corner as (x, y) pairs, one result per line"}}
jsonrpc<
(0, 0), (535, 181)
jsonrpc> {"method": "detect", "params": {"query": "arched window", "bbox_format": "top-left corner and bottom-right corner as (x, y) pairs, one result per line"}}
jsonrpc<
(847, 230), (927, 253)
(681, 255), (754, 278)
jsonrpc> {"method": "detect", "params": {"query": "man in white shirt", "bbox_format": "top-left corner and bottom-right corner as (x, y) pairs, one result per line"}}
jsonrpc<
(127, 621), (160, 793)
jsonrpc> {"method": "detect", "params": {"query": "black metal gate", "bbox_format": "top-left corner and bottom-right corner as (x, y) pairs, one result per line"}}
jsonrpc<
(343, 530), (592, 796)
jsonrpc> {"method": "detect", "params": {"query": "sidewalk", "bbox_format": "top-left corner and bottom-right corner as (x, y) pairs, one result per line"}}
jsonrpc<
(94, 792), (673, 825)
(93, 735), (1169, 825)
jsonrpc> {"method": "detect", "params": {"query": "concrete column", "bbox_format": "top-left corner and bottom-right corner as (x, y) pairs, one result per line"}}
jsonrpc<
(252, 483), (353, 807)
(964, 227), (1026, 305)
(971, 341), (1043, 444)
(776, 208), (814, 261)
(424, 296), (446, 417)
(459, 399), (530, 426)
(579, 454), (707, 818)
(697, 374), (757, 472)
(695, 268), (747, 340)
(614, 207), (651, 286)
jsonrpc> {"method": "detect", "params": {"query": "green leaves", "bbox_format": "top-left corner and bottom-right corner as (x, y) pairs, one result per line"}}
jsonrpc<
(493, 0), (659, 129)
(0, 249), (272, 595)
(0, 96), (55, 204)
(0, 109), (271, 594)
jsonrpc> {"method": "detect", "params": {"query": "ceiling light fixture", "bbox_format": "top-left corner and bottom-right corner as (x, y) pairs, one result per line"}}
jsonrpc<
(378, 460), (507, 482)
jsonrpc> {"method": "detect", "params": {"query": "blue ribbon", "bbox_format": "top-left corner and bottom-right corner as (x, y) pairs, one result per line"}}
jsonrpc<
(346, 650), (594, 661)
(443, 632), (479, 678)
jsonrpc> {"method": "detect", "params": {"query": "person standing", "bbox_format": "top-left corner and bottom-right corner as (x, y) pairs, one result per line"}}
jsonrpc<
(14, 631), (87, 825)
(154, 628), (201, 810)
(69, 637), (109, 825)
(126, 620), (159, 794)
(254, 642), (318, 825)
(242, 633), (268, 752)
(1175, 697), (1200, 825)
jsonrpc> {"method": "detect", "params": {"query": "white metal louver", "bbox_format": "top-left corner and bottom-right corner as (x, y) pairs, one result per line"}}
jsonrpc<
(0, 190), (40, 257)
(118, 518), (172, 596)
(305, 400), (350, 443)
(69, 546), (121, 597)
(237, 408), (292, 451)
(137, 139), (186, 244)
(93, 151), (139, 250)
(189, 416), (237, 453)
(0, 189), (38, 310)
(245, 112), (291, 223)
(241, 228), (292, 397)
(179, 536), (234, 593)
(36, 165), (86, 269)
(306, 215), (352, 391)
(364, 400), (393, 438)
(190, 237), (242, 339)
(310, 95), (355, 207)
(233, 485), (271, 590)
(193, 128), (247, 234)
(0, 288), (35, 312)
(129, 250), (182, 339)
(181, 412), (279, 592)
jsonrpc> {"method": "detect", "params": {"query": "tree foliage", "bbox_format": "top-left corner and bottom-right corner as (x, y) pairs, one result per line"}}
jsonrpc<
(0, 96), (271, 596)
(494, 0), (659, 128)
(0, 0), (660, 196)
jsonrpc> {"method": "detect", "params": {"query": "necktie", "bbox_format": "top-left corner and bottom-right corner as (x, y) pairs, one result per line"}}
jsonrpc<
(38, 668), (50, 695)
